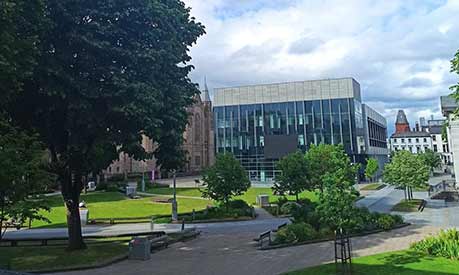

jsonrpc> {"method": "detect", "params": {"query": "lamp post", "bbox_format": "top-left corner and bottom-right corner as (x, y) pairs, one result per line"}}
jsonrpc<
(171, 169), (178, 222)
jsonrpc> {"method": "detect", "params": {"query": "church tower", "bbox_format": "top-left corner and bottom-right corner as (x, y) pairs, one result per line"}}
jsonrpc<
(395, 110), (410, 133)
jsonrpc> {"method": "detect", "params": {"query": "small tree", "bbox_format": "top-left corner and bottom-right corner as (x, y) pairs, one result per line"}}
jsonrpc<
(383, 150), (429, 201)
(0, 118), (53, 240)
(273, 151), (310, 202)
(315, 150), (359, 232)
(420, 149), (442, 174)
(305, 144), (358, 192)
(201, 153), (251, 207)
(365, 158), (379, 182)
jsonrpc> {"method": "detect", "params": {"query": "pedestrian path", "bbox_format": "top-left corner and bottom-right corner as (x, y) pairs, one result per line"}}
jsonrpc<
(55, 224), (440, 275)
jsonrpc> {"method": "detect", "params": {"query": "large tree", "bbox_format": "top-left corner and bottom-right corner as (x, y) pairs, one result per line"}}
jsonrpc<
(7, 0), (205, 250)
(383, 150), (429, 200)
(202, 153), (251, 206)
(273, 151), (310, 202)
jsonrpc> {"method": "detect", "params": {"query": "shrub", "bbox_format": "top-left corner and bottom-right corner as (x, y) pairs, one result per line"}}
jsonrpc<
(411, 229), (459, 259)
(280, 202), (301, 215)
(276, 196), (289, 208)
(95, 182), (107, 191)
(376, 214), (396, 230)
(226, 199), (250, 210)
(275, 222), (317, 244)
(392, 214), (404, 225)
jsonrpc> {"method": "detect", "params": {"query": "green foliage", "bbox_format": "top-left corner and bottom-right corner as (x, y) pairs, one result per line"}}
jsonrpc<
(451, 49), (459, 106)
(383, 150), (430, 196)
(376, 214), (396, 231)
(305, 144), (358, 192)
(4, 0), (205, 249)
(280, 202), (302, 215)
(273, 151), (310, 201)
(275, 222), (317, 244)
(202, 153), (251, 204)
(419, 149), (442, 173)
(0, 0), (45, 106)
(0, 118), (53, 238)
(365, 158), (379, 181)
(411, 229), (459, 259)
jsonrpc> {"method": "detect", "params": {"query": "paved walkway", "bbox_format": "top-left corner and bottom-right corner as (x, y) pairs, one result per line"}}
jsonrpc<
(54, 224), (440, 275)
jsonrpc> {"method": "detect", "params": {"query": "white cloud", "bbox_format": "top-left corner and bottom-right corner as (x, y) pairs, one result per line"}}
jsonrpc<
(184, 0), (459, 133)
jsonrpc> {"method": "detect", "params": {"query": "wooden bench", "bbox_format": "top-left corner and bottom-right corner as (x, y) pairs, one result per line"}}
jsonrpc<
(256, 231), (271, 247)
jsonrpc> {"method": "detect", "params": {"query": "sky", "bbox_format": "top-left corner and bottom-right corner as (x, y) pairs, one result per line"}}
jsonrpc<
(182, 0), (459, 134)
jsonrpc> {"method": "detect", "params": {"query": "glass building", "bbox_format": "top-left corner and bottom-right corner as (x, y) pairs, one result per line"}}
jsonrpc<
(213, 78), (388, 184)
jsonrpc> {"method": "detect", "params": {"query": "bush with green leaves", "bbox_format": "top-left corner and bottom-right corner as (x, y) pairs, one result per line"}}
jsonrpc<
(280, 202), (301, 215)
(411, 229), (459, 259)
(275, 222), (317, 244)
(376, 214), (396, 230)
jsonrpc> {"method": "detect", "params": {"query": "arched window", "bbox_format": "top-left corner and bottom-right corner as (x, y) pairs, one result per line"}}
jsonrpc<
(194, 113), (202, 143)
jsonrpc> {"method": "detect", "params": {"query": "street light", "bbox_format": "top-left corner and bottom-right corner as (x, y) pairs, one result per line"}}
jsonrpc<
(171, 169), (178, 222)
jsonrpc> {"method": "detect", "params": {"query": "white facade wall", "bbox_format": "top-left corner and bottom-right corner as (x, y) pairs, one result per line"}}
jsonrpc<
(390, 136), (433, 154)
(214, 78), (361, 107)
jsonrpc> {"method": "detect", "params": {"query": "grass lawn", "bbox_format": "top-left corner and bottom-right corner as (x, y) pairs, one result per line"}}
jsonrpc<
(287, 250), (459, 275)
(360, 183), (386, 191)
(0, 241), (127, 272)
(391, 199), (423, 212)
(33, 192), (212, 228)
(146, 186), (318, 205)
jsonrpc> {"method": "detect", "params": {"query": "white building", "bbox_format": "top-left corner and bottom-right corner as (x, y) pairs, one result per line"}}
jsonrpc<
(389, 132), (433, 153)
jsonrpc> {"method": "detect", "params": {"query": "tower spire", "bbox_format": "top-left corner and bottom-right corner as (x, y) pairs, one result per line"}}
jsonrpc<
(202, 76), (211, 102)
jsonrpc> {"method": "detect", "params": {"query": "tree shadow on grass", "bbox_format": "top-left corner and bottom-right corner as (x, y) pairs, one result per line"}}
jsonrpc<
(381, 250), (430, 265)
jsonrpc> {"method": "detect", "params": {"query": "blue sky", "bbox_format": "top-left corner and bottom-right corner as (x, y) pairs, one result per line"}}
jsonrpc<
(183, 0), (459, 135)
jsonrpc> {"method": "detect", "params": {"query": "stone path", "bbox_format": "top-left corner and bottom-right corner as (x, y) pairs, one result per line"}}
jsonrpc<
(53, 224), (440, 275)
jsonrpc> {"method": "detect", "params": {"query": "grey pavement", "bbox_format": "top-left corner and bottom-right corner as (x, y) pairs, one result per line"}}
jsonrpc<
(53, 224), (440, 275)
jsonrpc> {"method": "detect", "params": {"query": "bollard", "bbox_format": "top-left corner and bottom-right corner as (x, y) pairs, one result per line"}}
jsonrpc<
(181, 219), (185, 231)
(192, 209), (196, 221)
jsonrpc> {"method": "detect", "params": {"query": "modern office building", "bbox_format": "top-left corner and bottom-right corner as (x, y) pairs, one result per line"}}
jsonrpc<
(213, 77), (388, 184)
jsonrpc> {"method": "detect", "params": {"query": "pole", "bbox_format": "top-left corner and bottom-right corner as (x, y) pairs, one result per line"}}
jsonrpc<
(171, 170), (178, 222)
(141, 170), (146, 192)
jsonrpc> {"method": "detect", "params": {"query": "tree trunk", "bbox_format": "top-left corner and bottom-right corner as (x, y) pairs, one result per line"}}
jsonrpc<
(403, 187), (407, 201)
(295, 193), (299, 203)
(62, 171), (86, 250)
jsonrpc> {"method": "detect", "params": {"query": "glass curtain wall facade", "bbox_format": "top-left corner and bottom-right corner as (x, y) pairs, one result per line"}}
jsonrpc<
(215, 98), (364, 182)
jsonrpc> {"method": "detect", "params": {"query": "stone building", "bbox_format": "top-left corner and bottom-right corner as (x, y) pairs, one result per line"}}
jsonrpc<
(104, 84), (214, 180)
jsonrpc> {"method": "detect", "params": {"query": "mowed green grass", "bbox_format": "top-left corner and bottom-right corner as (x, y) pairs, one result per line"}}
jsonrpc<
(146, 187), (318, 205)
(0, 241), (127, 272)
(287, 250), (459, 275)
(360, 183), (386, 191)
(391, 199), (423, 212)
(33, 192), (212, 228)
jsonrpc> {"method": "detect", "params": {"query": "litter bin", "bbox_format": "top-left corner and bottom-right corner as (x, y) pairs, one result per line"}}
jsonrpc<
(256, 195), (269, 207)
(128, 237), (151, 260)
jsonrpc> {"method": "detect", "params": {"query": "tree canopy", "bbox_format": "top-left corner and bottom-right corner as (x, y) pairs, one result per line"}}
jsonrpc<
(365, 158), (379, 182)
(420, 149), (442, 174)
(305, 144), (358, 192)
(273, 151), (310, 201)
(4, 0), (205, 250)
(383, 150), (429, 200)
(201, 153), (251, 205)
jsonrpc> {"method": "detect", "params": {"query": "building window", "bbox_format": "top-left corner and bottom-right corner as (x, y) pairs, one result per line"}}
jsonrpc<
(433, 145), (438, 152)
(423, 138), (427, 142)
(259, 136), (264, 147)
(108, 167), (112, 173)
(298, 114), (304, 125)
(408, 138), (412, 143)
(433, 135), (436, 141)
(116, 167), (120, 173)
(415, 138), (419, 143)
(195, 156), (201, 166)
(298, 134), (305, 146)
(394, 138), (397, 143)
(401, 138), (405, 143)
